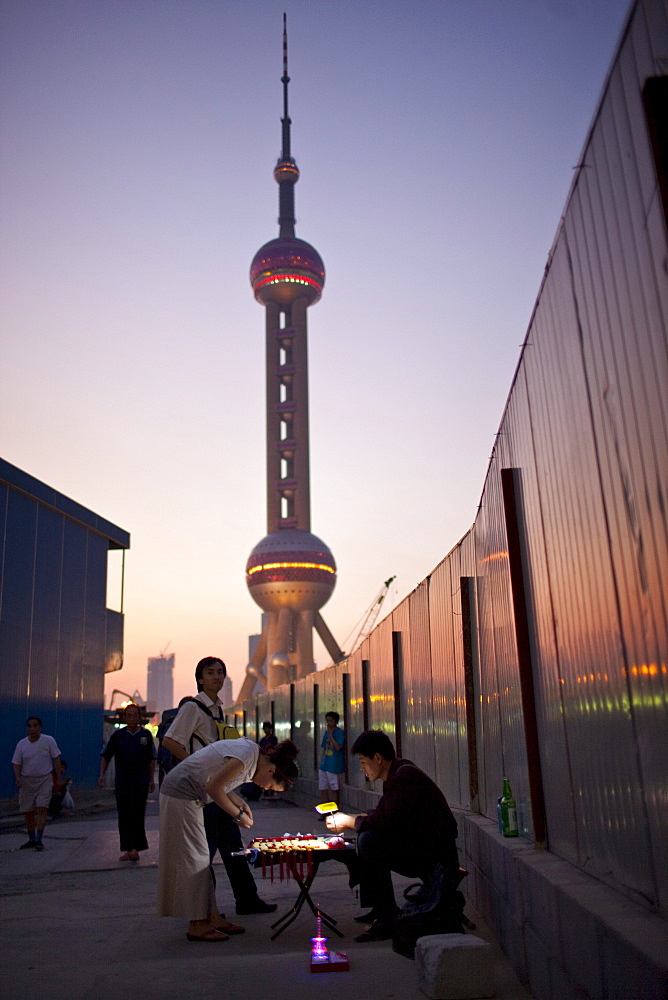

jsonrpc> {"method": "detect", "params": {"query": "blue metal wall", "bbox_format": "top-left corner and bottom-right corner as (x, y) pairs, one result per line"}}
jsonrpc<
(0, 459), (129, 798)
(231, 0), (667, 916)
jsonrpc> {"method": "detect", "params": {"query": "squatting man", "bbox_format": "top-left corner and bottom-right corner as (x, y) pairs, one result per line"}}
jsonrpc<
(325, 729), (459, 942)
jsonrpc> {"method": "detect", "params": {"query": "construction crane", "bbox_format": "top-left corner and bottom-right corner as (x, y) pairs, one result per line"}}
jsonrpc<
(344, 576), (396, 655)
(106, 689), (151, 726)
(107, 688), (137, 711)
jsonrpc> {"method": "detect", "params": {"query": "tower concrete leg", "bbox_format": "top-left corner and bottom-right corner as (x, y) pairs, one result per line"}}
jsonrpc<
(236, 624), (269, 703)
(251, 628), (268, 670)
(268, 608), (292, 688)
(237, 666), (266, 704)
(275, 606), (292, 654)
(314, 611), (345, 664)
(296, 609), (314, 678)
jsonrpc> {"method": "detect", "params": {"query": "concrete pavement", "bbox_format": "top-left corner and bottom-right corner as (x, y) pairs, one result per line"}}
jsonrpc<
(0, 796), (532, 1000)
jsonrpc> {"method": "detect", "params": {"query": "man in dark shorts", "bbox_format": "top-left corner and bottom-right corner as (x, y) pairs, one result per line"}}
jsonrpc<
(99, 703), (156, 861)
(326, 729), (459, 941)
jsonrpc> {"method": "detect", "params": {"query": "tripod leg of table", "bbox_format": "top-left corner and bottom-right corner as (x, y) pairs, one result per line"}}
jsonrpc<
(270, 859), (343, 940)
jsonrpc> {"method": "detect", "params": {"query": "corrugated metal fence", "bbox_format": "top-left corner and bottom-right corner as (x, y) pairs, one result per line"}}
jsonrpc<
(230, 0), (667, 917)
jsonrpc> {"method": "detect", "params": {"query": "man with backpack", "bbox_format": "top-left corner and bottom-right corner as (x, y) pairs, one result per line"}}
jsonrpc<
(160, 656), (276, 916)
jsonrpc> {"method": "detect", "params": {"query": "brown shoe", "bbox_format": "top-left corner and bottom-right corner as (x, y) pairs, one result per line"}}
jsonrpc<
(214, 919), (245, 935)
(186, 929), (229, 942)
(354, 918), (394, 943)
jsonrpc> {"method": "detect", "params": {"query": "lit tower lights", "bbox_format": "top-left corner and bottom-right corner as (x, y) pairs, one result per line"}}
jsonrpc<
(238, 17), (344, 700)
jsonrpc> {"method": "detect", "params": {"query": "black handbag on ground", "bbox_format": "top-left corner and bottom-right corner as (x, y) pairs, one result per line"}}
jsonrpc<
(392, 863), (468, 959)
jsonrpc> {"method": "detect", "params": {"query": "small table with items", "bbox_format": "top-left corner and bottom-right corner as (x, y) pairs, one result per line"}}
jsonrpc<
(234, 834), (359, 940)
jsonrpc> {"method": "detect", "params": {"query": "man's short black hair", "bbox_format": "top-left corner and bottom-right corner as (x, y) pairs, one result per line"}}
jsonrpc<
(325, 711), (339, 725)
(194, 656), (227, 691)
(27, 716), (43, 727)
(351, 730), (396, 760)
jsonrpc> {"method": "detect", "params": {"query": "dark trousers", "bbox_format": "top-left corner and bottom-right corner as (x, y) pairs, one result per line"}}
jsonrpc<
(203, 803), (260, 905)
(357, 829), (436, 919)
(115, 786), (149, 852)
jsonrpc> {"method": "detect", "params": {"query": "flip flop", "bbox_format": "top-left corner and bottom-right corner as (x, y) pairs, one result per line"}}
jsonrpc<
(214, 920), (245, 935)
(119, 853), (132, 861)
(186, 929), (229, 942)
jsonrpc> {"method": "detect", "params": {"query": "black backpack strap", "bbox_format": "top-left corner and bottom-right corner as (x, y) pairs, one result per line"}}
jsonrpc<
(189, 732), (207, 754)
(183, 697), (224, 753)
(181, 696), (211, 717)
(183, 697), (223, 720)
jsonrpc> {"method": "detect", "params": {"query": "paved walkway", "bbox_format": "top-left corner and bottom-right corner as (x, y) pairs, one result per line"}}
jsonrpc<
(0, 796), (532, 1000)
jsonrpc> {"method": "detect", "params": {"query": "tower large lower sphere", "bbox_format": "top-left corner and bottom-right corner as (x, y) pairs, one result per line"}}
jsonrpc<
(246, 529), (337, 688)
(246, 529), (336, 613)
(237, 18), (343, 702)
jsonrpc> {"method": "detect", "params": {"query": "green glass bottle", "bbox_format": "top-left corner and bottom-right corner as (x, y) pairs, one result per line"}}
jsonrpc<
(501, 777), (519, 837)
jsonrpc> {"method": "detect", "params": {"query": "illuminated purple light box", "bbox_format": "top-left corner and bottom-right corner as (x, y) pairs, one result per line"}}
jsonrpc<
(310, 909), (349, 973)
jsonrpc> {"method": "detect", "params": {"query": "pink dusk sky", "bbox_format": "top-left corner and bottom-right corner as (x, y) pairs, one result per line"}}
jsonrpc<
(1, 0), (631, 705)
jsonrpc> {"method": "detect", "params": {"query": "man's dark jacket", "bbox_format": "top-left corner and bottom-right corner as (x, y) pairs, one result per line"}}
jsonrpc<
(354, 758), (458, 869)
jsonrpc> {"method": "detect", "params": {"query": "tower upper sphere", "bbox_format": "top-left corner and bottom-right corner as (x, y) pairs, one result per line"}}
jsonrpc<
(250, 14), (324, 308)
(251, 237), (325, 306)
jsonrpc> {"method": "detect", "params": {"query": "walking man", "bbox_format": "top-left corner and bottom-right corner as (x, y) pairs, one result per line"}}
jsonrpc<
(161, 655), (276, 915)
(99, 703), (156, 861)
(12, 716), (62, 851)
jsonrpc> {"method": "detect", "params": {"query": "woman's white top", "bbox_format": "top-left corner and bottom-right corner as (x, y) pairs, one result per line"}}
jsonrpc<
(160, 737), (260, 804)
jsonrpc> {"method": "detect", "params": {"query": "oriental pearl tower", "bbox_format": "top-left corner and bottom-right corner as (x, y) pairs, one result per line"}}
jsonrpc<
(237, 17), (344, 702)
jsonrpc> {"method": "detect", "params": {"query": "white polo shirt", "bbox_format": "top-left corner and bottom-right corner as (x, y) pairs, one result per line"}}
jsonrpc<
(12, 734), (61, 777)
(165, 692), (221, 754)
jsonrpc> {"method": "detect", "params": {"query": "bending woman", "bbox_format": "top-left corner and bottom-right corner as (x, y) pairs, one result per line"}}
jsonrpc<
(158, 736), (298, 942)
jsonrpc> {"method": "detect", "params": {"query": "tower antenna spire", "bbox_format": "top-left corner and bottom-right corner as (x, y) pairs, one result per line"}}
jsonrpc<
(281, 12), (291, 161)
(273, 13), (298, 238)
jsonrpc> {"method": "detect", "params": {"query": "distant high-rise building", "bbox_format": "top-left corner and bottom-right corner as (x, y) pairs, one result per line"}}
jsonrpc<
(147, 653), (174, 717)
(238, 18), (343, 703)
(221, 674), (233, 707)
(241, 620), (267, 702)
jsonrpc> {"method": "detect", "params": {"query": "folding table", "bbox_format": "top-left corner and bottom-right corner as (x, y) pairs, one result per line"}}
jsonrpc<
(232, 841), (359, 941)
(269, 844), (358, 940)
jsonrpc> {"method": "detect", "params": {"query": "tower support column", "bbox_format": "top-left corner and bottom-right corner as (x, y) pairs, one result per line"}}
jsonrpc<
(275, 606), (292, 656)
(267, 608), (292, 688)
(291, 296), (311, 529)
(265, 301), (282, 532)
(296, 609), (315, 678)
